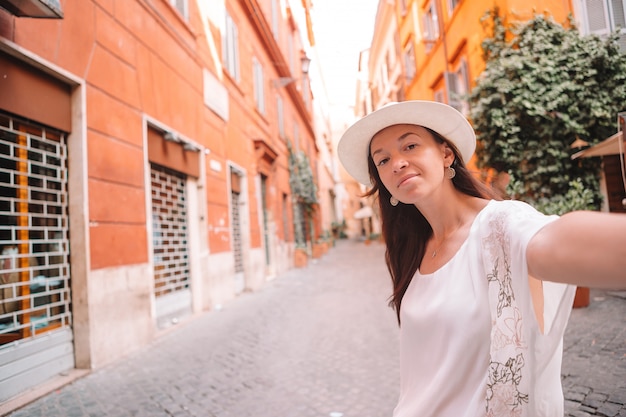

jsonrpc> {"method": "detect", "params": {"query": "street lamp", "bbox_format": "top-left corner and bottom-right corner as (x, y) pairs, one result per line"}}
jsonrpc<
(273, 54), (311, 88)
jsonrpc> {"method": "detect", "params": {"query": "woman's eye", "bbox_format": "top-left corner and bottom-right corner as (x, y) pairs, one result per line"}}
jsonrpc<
(406, 143), (417, 151)
(376, 158), (389, 167)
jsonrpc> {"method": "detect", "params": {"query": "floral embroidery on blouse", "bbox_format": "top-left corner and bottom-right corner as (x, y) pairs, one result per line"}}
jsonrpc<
(483, 211), (529, 416)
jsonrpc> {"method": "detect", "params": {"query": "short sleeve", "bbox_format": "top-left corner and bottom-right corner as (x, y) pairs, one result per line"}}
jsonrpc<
(502, 200), (559, 258)
(480, 200), (576, 417)
(501, 200), (575, 335)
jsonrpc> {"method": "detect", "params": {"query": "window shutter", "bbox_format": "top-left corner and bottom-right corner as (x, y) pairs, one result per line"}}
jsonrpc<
(444, 71), (458, 97)
(586, 0), (610, 34)
(611, 0), (626, 27)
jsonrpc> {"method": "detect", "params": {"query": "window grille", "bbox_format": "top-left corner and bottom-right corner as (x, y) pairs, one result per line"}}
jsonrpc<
(231, 190), (244, 273)
(151, 164), (190, 298)
(0, 113), (71, 345)
(260, 176), (270, 266)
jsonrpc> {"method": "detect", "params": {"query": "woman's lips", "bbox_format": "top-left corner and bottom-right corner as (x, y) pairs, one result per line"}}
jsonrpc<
(397, 173), (417, 188)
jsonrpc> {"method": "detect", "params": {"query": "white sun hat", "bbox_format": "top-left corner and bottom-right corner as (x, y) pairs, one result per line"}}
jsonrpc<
(337, 100), (476, 185)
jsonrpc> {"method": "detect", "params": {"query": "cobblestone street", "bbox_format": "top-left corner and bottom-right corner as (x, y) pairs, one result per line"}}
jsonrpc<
(562, 289), (626, 417)
(3, 239), (625, 417)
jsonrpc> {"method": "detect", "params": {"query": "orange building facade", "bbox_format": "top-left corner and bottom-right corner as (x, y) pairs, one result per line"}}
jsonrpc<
(348, 0), (625, 244)
(0, 0), (324, 403)
(397, 0), (573, 107)
(360, 0), (621, 183)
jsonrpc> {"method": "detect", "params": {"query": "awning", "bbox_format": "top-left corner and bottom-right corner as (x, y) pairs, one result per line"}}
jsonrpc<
(572, 131), (625, 159)
(353, 206), (373, 219)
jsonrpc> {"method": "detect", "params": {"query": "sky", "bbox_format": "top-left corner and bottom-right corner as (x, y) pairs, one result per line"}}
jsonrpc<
(306, 1), (380, 108)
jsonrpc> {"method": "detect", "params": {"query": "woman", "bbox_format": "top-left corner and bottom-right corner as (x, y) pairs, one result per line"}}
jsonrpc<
(337, 100), (626, 417)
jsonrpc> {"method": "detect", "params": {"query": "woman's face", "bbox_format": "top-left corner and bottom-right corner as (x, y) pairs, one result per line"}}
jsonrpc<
(369, 124), (454, 205)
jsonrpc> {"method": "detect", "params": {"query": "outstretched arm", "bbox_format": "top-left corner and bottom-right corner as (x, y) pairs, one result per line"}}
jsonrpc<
(527, 211), (626, 288)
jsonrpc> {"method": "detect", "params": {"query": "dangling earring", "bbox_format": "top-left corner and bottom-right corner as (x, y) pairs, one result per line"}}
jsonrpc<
(447, 166), (456, 179)
(390, 196), (399, 206)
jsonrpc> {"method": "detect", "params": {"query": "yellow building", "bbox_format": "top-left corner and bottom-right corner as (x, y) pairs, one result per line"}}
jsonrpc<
(360, 0), (625, 187)
(367, 0), (626, 119)
(397, 0), (573, 106)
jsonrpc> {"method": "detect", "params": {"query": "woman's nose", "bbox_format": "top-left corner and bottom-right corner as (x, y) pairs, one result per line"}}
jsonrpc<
(392, 158), (407, 173)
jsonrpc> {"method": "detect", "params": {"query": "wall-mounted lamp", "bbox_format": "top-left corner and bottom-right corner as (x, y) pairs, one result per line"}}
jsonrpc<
(163, 130), (200, 152)
(163, 131), (180, 143)
(183, 143), (199, 152)
(301, 55), (311, 74)
(272, 54), (311, 88)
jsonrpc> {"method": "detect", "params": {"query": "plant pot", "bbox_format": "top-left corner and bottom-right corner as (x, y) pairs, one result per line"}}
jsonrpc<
(312, 242), (327, 259)
(294, 248), (308, 268)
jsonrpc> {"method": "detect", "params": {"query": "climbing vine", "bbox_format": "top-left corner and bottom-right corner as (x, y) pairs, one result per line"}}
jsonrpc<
(287, 141), (318, 246)
(469, 8), (626, 212)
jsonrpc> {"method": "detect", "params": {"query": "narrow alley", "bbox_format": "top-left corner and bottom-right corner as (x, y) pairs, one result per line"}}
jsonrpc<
(4, 240), (626, 417)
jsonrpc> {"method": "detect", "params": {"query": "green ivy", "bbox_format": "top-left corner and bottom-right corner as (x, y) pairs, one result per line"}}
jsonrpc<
(287, 141), (318, 247)
(287, 141), (318, 206)
(469, 9), (626, 212)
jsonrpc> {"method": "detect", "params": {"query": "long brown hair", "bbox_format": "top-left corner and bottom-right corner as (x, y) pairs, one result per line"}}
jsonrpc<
(364, 127), (497, 325)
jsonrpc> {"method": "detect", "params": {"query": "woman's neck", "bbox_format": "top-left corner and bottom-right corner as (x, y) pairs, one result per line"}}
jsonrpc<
(418, 193), (487, 239)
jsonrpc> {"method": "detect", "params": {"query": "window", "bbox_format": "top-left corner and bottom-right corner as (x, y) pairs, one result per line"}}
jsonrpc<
(434, 89), (445, 103)
(403, 41), (416, 83)
(287, 32), (295, 74)
(379, 52), (390, 93)
(400, 0), (408, 16)
(446, 59), (470, 115)
(253, 57), (265, 114)
(271, 0), (279, 39)
(581, 0), (626, 50)
(277, 96), (285, 139)
(169, 0), (188, 20)
(447, 0), (460, 15)
(223, 11), (240, 81)
(293, 123), (300, 151)
(423, 1), (440, 44)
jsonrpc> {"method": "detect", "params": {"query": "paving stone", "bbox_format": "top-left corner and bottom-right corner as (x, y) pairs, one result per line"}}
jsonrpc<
(4, 240), (625, 417)
(598, 402), (624, 417)
(570, 411), (593, 417)
(568, 391), (588, 402)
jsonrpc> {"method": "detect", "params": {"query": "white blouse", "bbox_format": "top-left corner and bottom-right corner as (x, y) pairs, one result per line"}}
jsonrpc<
(393, 200), (576, 417)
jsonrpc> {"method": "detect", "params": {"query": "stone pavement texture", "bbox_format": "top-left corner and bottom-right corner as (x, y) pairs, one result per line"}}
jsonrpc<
(3, 239), (626, 417)
(562, 289), (626, 417)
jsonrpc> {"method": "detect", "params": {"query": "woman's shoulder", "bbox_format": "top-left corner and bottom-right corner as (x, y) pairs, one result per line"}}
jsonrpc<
(479, 199), (558, 240)
(485, 199), (548, 218)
